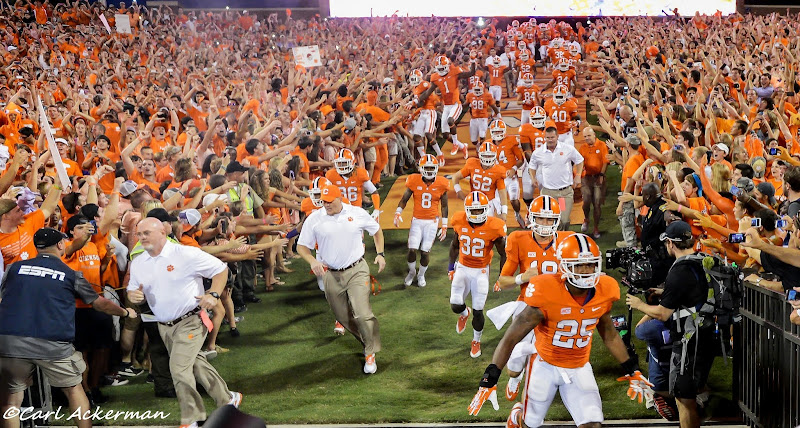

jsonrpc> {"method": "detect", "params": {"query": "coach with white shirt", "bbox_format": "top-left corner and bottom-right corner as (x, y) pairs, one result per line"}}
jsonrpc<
(298, 184), (386, 374)
(529, 126), (584, 230)
(127, 218), (240, 428)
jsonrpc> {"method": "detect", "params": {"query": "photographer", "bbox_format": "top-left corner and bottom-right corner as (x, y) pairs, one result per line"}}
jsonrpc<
(626, 221), (715, 428)
(639, 183), (673, 285)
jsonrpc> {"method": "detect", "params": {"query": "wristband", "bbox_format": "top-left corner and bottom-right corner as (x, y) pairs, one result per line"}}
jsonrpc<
(448, 262), (455, 271)
(677, 204), (682, 213)
(515, 274), (524, 285)
(441, 218), (448, 227)
(262, 217), (267, 225)
(454, 183), (462, 193)
(479, 364), (502, 388)
(396, 207), (403, 214)
(501, 205), (508, 215)
(376, 252), (385, 257)
(620, 356), (640, 376)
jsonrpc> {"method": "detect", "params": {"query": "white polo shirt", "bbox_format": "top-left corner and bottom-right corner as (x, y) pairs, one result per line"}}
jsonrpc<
(128, 241), (227, 322)
(529, 142), (584, 190)
(298, 203), (380, 270)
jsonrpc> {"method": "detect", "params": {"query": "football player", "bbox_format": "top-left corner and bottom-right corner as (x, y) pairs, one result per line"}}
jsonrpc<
(542, 59), (577, 95)
(326, 148), (381, 217)
(450, 139), (509, 221)
(543, 85), (580, 147)
(468, 233), (652, 427)
(515, 73), (541, 125)
(301, 176), (346, 336)
(493, 196), (573, 401)
(464, 82), (500, 149)
(515, 49), (537, 83)
(449, 191), (507, 358)
(486, 56), (509, 109)
(408, 68), (440, 161)
(518, 106), (554, 204)
(428, 55), (476, 163)
(489, 119), (526, 227)
(394, 154), (450, 288)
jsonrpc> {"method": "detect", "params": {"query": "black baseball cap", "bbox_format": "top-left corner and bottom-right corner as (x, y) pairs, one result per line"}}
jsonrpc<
(660, 221), (693, 242)
(34, 227), (67, 248)
(146, 208), (178, 223)
(225, 161), (248, 174)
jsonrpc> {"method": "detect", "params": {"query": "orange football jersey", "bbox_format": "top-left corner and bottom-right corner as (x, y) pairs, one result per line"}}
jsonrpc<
(552, 69), (577, 89)
(500, 230), (574, 298)
(494, 136), (525, 171)
(430, 66), (463, 105)
(326, 167), (371, 207)
(515, 85), (541, 110)
(467, 71), (485, 89)
(300, 197), (318, 217)
(515, 59), (537, 78)
(547, 47), (568, 64)
(487, 65), (507, 87)
(518, 122), (554, 151)
(522, 274), (620, 368)
(405, 174), (449, 220)
(543, 98), (578, 134)
(451, 211), (507, 268)
(466, 92), (495, 119)
(413, 81), (438, 111)
(458, 157), (507, 200)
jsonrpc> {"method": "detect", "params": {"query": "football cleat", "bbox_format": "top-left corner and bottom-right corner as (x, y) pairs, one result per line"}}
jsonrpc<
(363, 354), (377, 374)
(334, 321), (345, 335)
(470, 341), (482, 358)
(507, 402), (523, 428)
(457, 308), (471, 334)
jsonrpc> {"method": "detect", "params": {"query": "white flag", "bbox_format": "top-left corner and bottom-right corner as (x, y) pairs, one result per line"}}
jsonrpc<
(99, 13), (112, 34)
(36, 96), (71, 191)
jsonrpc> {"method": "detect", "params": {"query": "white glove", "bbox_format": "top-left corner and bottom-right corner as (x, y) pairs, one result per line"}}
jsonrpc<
(371, 209), (381, 220)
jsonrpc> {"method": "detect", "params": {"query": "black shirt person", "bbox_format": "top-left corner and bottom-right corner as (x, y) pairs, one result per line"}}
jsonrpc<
(0, 228), (134, 428)
(625, 221), (715, 428)
(639, 183), (673, 285)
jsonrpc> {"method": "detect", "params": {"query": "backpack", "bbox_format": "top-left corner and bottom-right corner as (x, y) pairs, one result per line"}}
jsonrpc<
(683, 253), (744, 325)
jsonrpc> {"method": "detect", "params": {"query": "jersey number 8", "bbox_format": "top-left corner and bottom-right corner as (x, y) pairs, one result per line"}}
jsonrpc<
(421, 192), (433, 209)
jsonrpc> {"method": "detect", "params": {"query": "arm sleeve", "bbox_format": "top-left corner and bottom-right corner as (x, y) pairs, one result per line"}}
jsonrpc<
(73, 271), (99, 305)
(185, 246), (227, 278)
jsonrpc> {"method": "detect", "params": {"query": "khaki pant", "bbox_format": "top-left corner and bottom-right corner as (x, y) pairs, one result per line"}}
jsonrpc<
(541, 186), (574, 230)
(158, 315), (231, 425)
(323, 259), (381, 355)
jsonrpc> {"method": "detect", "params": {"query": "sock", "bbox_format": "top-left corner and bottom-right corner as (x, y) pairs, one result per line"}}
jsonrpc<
(460, 308), (469, 317)
(417, 146), (426, 157)
(432, 143), (443, 156)
(417, 265), (428, 278)
(407, 262), (417, 275)
(473, 329), (483, 342)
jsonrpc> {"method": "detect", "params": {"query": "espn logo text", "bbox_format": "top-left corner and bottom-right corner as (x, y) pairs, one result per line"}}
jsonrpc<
(18, 265), (66, 281)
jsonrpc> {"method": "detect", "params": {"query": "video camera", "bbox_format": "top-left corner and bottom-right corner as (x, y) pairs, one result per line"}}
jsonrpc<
(605, 246), (653, 295)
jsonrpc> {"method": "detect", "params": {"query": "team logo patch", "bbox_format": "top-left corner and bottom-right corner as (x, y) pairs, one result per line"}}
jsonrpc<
(559, 152), (564, 155)
(561, 307), (571, 315)
(481, 269), (487, 274)
(348, 217), (353, 222)
(167, 265), (175, 272)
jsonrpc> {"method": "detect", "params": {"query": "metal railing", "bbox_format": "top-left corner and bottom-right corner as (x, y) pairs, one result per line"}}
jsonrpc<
(738, 282), (800, 428)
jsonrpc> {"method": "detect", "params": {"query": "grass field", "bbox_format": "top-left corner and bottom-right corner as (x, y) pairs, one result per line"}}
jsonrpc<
(66, 162), (738, 426)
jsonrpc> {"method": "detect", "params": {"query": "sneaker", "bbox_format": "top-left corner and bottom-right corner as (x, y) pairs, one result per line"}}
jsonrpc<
(118, 363), (143, 377)
(244, 296), (261, 303)
(333, 321), (345, 336)
(507, 402), (523, 428)
(215, 346), (230, 353)
(229, 327), (240, 338)
(199, 349), (218, 360)
(363, 354), (377, 374)
(227, 391), (243, 408)
(592, 231), (601, 240)
(404, 270), (416, 287)
(470, 340), (482, 358)
(581, 221), (589, 233)
(456, 308), (471, 334)
(506, 376), (521, 401)
(108, 375), (129, 387)
(417, 275), (426, 288)
(222, 316), (244, 325)
(437, 154), (445, 166)
(234, 304), (247, 314)
(146, 373), (154, 384)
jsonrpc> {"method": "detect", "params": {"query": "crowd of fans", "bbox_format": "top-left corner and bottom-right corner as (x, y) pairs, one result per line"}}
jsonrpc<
(0, 0), (798, 419)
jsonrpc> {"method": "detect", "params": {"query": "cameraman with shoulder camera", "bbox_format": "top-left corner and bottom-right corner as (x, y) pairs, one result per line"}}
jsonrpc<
(639, 182), (674, 285)
(626, 221), (716, 428)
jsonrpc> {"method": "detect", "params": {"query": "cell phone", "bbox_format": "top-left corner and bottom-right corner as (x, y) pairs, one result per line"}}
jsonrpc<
(611, 315), (627, 329)
(769, 148), (778, 156)
(751, 218), (762, 228)
(220, 219), (228, 234)
(776, 219), (788, 229)
(674, 145), (683, 151)
(706, 150), (712, 161)
(657, 172), (663, 180)
(787, 92), (796, 97)
(730, 185), (741, 196)
(728, 233), (746, 244)
(787, 290), (798, 301)
(623, 86), (629, 94)
(89, 220), (97, 235)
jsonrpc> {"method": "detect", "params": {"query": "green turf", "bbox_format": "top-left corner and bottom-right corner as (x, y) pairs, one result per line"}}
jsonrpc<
(64, 162), (737, 426)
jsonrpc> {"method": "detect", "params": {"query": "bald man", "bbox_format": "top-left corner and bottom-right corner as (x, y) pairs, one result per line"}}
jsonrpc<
(128, 218), (241, 428)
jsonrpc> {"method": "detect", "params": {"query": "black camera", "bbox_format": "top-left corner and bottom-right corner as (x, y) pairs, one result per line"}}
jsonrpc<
(605, 247), (653, 294)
